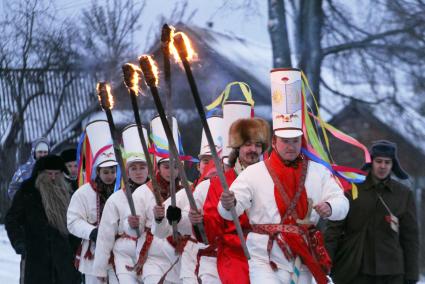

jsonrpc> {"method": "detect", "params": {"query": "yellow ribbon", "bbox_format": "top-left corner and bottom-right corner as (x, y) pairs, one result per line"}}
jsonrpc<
(351, 183), (358, 200)
(205, 81), (255, 110)
(301, 71), (333, 162)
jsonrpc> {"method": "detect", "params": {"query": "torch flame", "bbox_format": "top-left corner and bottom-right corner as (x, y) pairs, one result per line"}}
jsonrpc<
(170, 31), (198, 62)
(138, 55), (159, 87)
(122, 63), (141, 95)
(96, 82), (114, 110)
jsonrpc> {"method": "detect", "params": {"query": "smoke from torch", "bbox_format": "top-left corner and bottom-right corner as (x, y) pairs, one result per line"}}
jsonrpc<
(97, 82), (114, 110)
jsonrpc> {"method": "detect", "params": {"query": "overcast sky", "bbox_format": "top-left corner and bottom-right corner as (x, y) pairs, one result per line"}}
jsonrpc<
(49, 0), (270, 51)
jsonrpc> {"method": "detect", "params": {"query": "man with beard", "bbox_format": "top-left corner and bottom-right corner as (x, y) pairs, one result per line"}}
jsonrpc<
(186, 100), (268, 284)
(93, 124), (150, 283)
(325, 140), (419, 284)
(8, 137), (50, 200)
(219, 69), (348, 284)
(60, 148), (79, 193)
(67, 120), (119, 284)
(5, 155), (79, 284)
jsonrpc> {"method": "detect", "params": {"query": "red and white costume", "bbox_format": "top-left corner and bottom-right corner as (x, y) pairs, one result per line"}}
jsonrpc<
(218, 69), (349, 284)
(92, 124), (149, 283)
(67, 120), (119, 284)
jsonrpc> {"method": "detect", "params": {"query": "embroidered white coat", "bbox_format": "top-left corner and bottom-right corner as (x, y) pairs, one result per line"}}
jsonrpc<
(139, 186), (193, 283)
(218, 160), (349, 272)
(67, 182), (113, 275)
(92, 189), (146, 278)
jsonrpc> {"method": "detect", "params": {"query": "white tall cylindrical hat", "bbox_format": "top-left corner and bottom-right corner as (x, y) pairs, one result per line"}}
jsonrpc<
(222, 101), (252, 164)
(150, 115), (180, 164)
(270, 68), (303, 138)
(122, 124), (148, 166)
(199, 115), (223, 158)
(85, 120), (118, 172)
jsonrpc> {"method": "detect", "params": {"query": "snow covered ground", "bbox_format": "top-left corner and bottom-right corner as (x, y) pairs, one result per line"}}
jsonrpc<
(0, 224), (424, 283)
(0, 225), (20, 283)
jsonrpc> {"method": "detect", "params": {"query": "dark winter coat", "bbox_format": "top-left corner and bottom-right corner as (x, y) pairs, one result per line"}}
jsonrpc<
(324, 174), (419, 284)
(5, 177), (79, 284)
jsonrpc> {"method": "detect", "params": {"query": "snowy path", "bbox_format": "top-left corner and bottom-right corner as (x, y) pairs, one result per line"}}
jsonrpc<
(0, 224), (423, 283)
(0, 225), (20, 284)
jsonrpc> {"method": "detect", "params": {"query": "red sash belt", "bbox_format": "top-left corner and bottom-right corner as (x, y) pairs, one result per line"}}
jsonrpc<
(126, 227), (153, 275)
(195, 242), (218, 279)
(166, 235), (198, 255)
(251, 223), (330, 284)
(251, 224), (302, 269)
(116, 232), (138, 242)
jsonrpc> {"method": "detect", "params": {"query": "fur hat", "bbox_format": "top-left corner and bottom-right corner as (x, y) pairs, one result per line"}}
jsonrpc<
(60, 148), (77, 163)
(228, 118), (270, 152)
(361, 140), (409, 180)
(31, 155), (68, 178)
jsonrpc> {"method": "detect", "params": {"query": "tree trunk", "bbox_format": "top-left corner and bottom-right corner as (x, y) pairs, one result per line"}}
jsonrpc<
(268, 0), (292, 68)
(299, 0), (323, 110)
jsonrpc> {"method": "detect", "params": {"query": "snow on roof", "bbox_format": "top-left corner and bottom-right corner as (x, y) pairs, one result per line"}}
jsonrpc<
(188, 25), (273, 88)
(372, 102), (425, 154)
(0, 70), (98, 145)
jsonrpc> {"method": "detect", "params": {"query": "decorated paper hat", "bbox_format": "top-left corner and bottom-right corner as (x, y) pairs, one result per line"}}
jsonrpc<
(270, 68), (303, 138)
(199, 115), (223, 158)
(85, 120), (118, 173)
(122, 124), (148, 166)
(150, 115), (181, 164)
(222, 101), (252, 164)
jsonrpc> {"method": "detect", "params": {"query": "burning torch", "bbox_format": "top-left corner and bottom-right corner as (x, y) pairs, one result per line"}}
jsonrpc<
(97, 82), (140, 237)
(138, 55), (208, 244)
(172, 32), (250, 259)
(122, 63), (163, 206)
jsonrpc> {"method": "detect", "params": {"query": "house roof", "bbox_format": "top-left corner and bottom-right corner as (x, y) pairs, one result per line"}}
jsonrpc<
(0, 69), (98, 146)
(330, 101), (425, 156)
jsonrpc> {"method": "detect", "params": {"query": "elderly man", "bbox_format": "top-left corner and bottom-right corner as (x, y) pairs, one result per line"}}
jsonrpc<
(5, 155), (79, 284)
(325, 140), (419, 284)
(218, 68), (349, 284)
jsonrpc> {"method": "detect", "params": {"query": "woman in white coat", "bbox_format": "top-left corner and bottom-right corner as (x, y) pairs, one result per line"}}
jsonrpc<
(67, 120), (120, 284)
(93, 125), (150, 283)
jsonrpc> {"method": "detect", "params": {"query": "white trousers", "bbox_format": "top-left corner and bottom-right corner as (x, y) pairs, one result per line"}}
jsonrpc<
(249, 262), (313, 284)
(199, 273), (221, 284)
(143, 275), (176, 284)
(117, 273), (140, 284)
(85, 270), (119, 284)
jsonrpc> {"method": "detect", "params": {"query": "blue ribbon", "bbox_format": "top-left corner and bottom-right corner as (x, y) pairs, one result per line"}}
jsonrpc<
(76, 131), (86, 167)
(114, 165), (121, 192)
(301, 148), (365, 183)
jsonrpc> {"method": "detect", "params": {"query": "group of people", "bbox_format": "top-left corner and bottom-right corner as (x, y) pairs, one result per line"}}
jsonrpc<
(5, 68), (419, 284)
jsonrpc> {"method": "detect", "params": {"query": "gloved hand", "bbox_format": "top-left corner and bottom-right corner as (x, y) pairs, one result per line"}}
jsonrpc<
(166, 205), (182, 225)
(15, 242), (26, 257)
(89, 228), (98, 242)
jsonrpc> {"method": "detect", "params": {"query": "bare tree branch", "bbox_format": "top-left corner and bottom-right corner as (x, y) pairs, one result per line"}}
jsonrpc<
(322, 23), (419, 57)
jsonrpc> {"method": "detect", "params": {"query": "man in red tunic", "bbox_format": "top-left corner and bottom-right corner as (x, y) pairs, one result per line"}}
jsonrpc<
(189, 113), (270, 284)
(219, 69), (349, 284)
